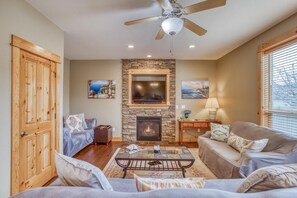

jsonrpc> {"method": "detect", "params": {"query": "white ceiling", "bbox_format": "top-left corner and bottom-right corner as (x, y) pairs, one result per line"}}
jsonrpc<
(26, 0), (297, 60)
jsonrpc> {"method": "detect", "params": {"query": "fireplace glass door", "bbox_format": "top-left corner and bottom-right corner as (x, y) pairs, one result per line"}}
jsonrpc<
(137, 116), (161, 141)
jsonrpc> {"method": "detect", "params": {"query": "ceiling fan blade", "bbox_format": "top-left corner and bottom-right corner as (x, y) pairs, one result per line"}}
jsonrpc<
(124, 16), (161, 26)
(184, 0), (226, 14)
(155, 28), (165, 40)
(183, 18), (207, 36)
(156, 0), (173, 12)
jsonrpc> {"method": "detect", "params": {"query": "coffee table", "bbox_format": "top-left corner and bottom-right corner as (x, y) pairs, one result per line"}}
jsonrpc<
(115, 146), (195, 178)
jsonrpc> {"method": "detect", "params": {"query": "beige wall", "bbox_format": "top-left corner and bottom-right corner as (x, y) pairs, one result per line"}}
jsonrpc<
(70, 60), (122, 138)
(0, 1), (64, 197)
(64, 58), (70, 116)
(69, 60), (216, 141)
(217, 12), (297, 124)
(176, 60), (217, 141)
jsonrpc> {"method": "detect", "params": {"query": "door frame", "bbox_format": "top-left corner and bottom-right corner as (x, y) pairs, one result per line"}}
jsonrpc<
(11, 35), (61, 195)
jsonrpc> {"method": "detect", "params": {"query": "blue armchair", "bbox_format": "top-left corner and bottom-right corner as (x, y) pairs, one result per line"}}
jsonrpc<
(63, 118), (97, 157)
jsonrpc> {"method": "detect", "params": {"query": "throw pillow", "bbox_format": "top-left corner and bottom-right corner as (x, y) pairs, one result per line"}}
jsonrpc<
(210, 123), (230, 142)
(135, 175), (205, 192)
(55, 152), (113, 191)
(242, 138), (269, 153)
(64, 113), (86, 133)
(227, 132), (268, 153)
(237, 164), (297, 193)
(227, 132), (251, 152)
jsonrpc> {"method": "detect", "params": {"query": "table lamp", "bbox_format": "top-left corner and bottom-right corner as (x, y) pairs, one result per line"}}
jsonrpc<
(205, 98), (219, 121)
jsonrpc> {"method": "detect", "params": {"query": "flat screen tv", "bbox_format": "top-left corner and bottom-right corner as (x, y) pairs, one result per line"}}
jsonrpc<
(131, 75), (166, 104)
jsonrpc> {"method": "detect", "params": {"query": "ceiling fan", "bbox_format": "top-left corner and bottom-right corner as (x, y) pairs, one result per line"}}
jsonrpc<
(124, 0), (227, 40)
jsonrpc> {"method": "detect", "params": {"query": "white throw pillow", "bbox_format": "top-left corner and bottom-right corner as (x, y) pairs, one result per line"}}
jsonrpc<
(242, 138), (269, 153)
(55, 152), (113, 191)
(64, 113), (87, 133)
(210, 123), (230, 142)
(227, 132), (268, 153)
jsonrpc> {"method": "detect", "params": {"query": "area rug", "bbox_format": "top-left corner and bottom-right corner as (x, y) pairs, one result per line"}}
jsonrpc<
(103, 147), (217, 179)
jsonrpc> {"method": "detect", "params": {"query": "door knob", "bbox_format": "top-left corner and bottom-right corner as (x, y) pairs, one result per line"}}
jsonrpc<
(20, 131), (29, 137)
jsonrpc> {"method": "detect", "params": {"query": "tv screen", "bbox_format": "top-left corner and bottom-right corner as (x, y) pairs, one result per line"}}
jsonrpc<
(132, 75), (166, 104)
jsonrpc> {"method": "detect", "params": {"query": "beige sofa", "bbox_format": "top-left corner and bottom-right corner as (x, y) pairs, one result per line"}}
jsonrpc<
(198, 121), (297, 178)
(11, 178), (297, 198)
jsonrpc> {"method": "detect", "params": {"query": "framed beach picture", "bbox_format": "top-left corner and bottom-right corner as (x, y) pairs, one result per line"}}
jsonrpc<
(181, 80), (209, 99)
(88, 80), (116, 99)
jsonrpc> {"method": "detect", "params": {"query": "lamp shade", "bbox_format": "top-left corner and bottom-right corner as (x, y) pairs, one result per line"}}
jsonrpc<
(205, 98), (219, 109)
(161, 17), (184, 36)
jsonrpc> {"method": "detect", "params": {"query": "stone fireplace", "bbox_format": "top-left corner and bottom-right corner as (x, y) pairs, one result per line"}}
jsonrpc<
(122, 59), (176, 143)
(137, 116), (162, 141)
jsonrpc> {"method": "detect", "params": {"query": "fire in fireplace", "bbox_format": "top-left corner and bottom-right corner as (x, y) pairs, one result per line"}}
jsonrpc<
(136, 116), (161, 141)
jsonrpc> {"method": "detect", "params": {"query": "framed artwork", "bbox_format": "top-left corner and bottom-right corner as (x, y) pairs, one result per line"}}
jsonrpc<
(88, 80), (115, 99)
(181, 80), (209, 99)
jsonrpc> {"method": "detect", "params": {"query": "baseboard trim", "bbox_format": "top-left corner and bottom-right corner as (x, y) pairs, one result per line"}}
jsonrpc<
(112, 137), (122, 142)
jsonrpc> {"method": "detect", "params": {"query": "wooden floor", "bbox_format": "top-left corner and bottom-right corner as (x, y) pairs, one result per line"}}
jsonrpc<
(75, 141), (198, 170)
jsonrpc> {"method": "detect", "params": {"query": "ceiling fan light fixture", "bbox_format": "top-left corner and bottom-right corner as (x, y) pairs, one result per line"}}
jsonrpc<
(161, 17), (184, 36)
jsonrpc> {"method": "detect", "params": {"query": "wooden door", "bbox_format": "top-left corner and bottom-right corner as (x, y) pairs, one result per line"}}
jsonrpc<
(11, 35), (60, 195)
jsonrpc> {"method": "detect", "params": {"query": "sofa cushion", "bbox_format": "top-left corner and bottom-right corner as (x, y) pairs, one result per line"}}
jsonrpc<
(10, 186), (297, 198)
(54, 178), (243, 193)
(55, 152), (113, 191)
(109, 178), (138, 192)
(231, 121), (297, 153)
(210, 123), (230, 142)
(204, 179), (243, 192)
(85, 118), (97, 129)
(227, 132), (268, 153)
(237, 164), (297, 193)
(51, 178), (138, 192)
(198, 136), (241, 178)
(201, 136), (241, 163)
(135, 175), (205, 192)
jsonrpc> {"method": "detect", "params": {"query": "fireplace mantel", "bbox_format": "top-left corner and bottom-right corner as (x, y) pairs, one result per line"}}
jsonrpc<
(128, 69), (170, 108)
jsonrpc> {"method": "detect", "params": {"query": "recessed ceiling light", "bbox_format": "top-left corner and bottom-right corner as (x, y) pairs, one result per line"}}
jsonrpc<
(189, 45), (195, 49)
(128, 45), (134, 49)
(147, 55), (152, 58)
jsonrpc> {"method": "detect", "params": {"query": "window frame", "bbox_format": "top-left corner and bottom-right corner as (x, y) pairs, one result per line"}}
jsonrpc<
(258, 27), (297, 126)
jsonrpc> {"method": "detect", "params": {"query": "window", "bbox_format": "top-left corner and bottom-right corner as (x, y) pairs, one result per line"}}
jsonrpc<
(259, 28), (297, 138)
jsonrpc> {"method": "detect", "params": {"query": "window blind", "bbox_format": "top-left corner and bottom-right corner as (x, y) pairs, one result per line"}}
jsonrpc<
(261, 41), (297, 138)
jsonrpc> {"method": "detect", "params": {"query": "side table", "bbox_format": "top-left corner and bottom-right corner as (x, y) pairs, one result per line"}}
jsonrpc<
(178, 120), (221, 144)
